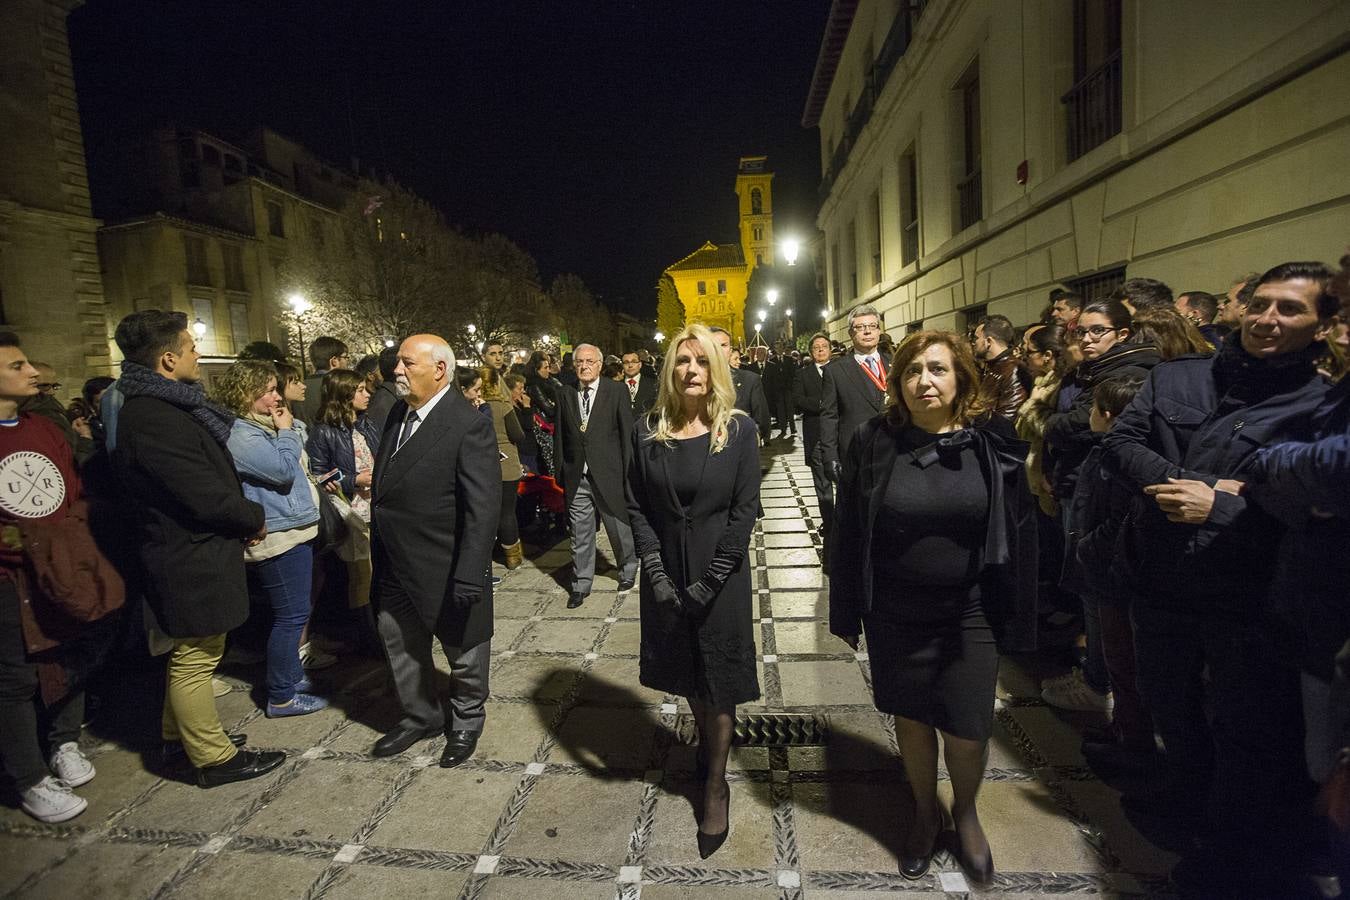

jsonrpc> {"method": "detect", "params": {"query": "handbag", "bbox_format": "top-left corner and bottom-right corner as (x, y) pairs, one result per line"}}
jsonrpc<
(310, 477), (350, 557)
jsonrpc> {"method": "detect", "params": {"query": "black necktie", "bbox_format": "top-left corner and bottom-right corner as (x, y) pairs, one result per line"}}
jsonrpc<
(397, 410), (419, 451)
(582, 386), (592, 419)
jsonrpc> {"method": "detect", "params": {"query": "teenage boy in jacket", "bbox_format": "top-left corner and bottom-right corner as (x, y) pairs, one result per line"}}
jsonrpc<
(1103, 261), (1336, 895)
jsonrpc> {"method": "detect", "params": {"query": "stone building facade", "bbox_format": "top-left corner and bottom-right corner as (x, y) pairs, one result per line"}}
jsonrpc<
(0, 0), (111, 381)
(804, 0), (1350, 335)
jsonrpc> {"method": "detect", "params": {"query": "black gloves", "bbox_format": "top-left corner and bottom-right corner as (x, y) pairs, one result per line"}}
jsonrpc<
(681, 577), (718, 611)
(642, 554), (682, 611)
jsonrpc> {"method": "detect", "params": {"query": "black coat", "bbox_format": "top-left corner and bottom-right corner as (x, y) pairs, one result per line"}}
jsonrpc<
(626, 415), (761, 704)
(791, 362), (827, 462)
(554, 378), (634, 518)
(1103, 338), (1330, 610)
(624, 372), (659, 419)
(818, 354), (888, 471)
(731, 368), (771, 441)
(370, 389), (499, 646)
(365, 382), (400, 438)
(1044, 342), (1161, 500)
(306, 417), (381, 497)
(113, 395), (265, 638)
(829, 417), (1038, 653)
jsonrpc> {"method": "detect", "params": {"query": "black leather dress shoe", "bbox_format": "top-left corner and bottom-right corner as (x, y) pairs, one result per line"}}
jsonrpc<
(197, 749), (285, 788)
(617, 577), (636, 592)
(372, 724), (439, 758)
(439, 729), (480, 768)
(567, 592), (586, 609)
(162, 733), (246, 768)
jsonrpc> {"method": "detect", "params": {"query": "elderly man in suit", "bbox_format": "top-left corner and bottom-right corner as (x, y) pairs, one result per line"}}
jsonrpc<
(621, 351), (658, 419)
(708, 328), (771, 444)
(792, 332), (835, 562)
(818, 305), (889, 484)
(368, 334), (500, 768)
(555, 343), (637, 608)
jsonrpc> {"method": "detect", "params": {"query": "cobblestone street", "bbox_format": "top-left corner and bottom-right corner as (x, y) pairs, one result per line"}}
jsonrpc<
(0, 441), (1177, 899)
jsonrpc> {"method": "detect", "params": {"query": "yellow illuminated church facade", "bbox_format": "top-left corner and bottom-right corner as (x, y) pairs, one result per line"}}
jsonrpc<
(665, 157), (775, 345)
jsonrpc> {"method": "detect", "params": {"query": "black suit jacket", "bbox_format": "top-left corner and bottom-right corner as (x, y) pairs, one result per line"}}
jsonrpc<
(370, 388), (499, 646)
(792, 362), (828, 461)
(624, 372), (658, 419)
(731, 369), (771, 442)
(365, 381), (400, 438)
(113, 395), (264, 638)
(818, 355), (888, 471)
(554, 377), (634, 518)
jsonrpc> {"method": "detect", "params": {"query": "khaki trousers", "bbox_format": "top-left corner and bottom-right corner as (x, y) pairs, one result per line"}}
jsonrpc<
(161, 633), (238, 768)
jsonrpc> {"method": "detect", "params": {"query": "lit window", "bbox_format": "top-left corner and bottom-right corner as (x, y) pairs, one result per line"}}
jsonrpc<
(697, 281), (707, 295)
(717, 280), (727, 294)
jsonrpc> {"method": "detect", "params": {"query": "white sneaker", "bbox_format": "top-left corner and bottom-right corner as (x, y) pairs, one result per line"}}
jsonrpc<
(299, 642), (338, 671)
(49, 742), (95, 787)
(212, 676), (234, 698)
(1041, 668), (1114, 712)
(1039, 670), (1077, 691)
(21, 776), (88, 823)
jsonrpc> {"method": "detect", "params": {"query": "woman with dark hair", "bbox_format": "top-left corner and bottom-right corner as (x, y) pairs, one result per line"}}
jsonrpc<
(214, 361), (326, 717)
(1128, 306), (1214, 360)
(456, 366), (484, 408)
(1014, 324), (1069, 514)
(831, 331), (1037, 884)
(1041, 299), (1160, 713)
(274, 361), (307, 413)
(525, 350), (561, 474)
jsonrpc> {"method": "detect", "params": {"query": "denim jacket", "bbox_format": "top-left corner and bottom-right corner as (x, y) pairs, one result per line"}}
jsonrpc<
(227, 417), (319, 531)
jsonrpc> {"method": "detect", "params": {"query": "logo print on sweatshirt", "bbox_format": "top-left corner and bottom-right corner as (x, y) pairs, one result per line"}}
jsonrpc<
(0, 451), (66, 518)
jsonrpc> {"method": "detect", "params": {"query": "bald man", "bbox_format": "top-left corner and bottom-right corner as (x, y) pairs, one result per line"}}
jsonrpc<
(368, 335), (500, 767)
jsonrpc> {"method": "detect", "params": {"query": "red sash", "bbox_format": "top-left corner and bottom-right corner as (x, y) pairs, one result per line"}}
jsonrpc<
(858, 357), (888, 393)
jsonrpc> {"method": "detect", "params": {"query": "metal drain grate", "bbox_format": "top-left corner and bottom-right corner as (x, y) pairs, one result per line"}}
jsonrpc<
(674, 713), (830, 747)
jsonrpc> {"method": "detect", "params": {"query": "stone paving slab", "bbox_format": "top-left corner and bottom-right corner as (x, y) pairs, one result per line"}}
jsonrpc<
(0, 442), (1176, 898)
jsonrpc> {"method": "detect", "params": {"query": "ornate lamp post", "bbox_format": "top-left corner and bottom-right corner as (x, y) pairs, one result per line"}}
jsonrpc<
(287, 293), (311, 374)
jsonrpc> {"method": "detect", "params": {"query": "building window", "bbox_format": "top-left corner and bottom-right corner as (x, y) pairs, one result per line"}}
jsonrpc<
(959, 304), (987, 339)
(191, 297), (215, 351)
(697, 281), (707, 295)
(717, 279), (727, 294)
(900, 146), (920, 264)
(183, 236), (210, 286)
(752, 226), (763, 241)
(957, 59), (983, 231)
(1065, 266), (1126, 303)
(266, 201), (285, 238)
(750, 188), (763, 215)
(229, 302), (250, 355)
(222, 244), (246, 291)
(1063, 0), (1122, 161)
(869, 191), (883, 284)
(756, 253), (764, 266)
(846, 221), (858, 301)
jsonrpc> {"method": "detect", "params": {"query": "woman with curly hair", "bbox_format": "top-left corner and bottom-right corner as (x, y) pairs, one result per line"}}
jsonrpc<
(627, 324), (761, 860)
(830, 331), (1037, 885)
(214, 361), (326, 717)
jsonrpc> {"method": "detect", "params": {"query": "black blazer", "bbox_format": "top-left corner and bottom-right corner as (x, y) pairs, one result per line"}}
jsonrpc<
(791, 363), (827, 459)
(554, 378), (634, 518)
(818, 355), (888, 471)
(829, 418), (1039, 653)
(731, 369), (771, 441)
(625, 372), (658, 419)
(113, 395), (264, 638)
(365, 382), (400, 438)
(370, 388), (499, 647)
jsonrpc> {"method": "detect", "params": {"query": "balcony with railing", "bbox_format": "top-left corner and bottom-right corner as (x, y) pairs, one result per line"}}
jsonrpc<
(1062, 50), (1122, 162)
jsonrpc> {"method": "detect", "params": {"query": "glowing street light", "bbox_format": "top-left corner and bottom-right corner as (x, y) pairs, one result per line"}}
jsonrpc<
(757, 309), (768, 322)
(467, 323), (477, 335)
(782, 237), (800, 266)
(287, 293), (311, 315)
(785, 308), (793, 317)
(753, 323), (762, 333)
(540, 334), (551, 344)
(191, 318), (207, 339)
(653, 330), (666, 343)
(821, 308), (829, 319)
(383, 338), (396, 348)
(766, 288), (779, 306)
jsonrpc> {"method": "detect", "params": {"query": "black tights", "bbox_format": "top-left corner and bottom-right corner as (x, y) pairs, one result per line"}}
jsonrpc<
(691, 699), (735, 834)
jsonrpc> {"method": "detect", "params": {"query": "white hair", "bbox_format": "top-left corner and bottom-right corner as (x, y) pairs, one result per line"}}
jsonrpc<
(428, 341), (456, 370)
(574, 342), (602, 360)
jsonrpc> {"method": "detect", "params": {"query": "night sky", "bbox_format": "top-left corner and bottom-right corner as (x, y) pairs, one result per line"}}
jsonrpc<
(68, 1), (828, 319)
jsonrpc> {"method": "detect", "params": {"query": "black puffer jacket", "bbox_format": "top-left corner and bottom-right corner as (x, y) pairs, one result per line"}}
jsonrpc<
(1045, 342), (1162, 500)
(1103, 337), (1329, 612)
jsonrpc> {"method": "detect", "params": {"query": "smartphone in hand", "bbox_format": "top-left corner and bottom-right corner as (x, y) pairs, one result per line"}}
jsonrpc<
(316, 468), (342, 487)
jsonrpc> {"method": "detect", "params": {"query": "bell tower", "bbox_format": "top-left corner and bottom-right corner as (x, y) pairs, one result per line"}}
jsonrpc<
(735, 156), (774, 271)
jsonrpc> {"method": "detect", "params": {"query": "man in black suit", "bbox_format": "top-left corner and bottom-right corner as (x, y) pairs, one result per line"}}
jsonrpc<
(792, 332), (835, 553)
(818, 304), (888, 483)
(709, 328), (771, 444)
(111, 310), (285, 787)
(365, 345), (401, 437)
(368, 334), (500, 767)
(620, 351), (658, 419)
(555, 343), (637, 608)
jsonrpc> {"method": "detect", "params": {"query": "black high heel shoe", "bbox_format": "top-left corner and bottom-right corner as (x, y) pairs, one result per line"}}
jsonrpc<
(697, 782), (730, 860)
(899, 804), (951, 879)
(954, 836), (995, 885)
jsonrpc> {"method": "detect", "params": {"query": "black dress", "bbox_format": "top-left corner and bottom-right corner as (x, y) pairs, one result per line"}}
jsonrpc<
(862, 425), (999, 740)
(628, 420), (761, 706)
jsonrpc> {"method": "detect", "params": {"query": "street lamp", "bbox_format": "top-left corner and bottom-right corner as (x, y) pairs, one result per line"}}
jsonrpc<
(782, 237), (800, 266)
(540, 334), (551, 345)
(821, 308), (829, 319)
(467, 323), (476, 335)
(383, 338), (396, 348)
(287, 293), (311, 374)
(653, 330), (666, 344)
(757, 309), (767, 322)
(766, 288), (779, 306)
(192, 318), (207, 340)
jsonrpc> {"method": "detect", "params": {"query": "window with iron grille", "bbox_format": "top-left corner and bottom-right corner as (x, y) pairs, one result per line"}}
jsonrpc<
(957, 60), (982, 231)
(900, 146), (920, 265)
(1063, 0), (1122, 161)
(1065, 266), (1126, 303)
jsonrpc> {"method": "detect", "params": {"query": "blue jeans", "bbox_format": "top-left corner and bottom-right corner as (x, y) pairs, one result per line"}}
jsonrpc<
(249, 542), (314, 704)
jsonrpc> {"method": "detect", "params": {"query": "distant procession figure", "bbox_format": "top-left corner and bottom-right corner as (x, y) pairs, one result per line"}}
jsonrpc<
(830, 331), (1037, 885)
(627, 324), (761, 860)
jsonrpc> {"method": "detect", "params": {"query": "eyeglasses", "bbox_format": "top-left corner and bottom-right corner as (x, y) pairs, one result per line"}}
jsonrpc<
(850, 323), (880, 333)
(1070, 325), (1118, 340)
